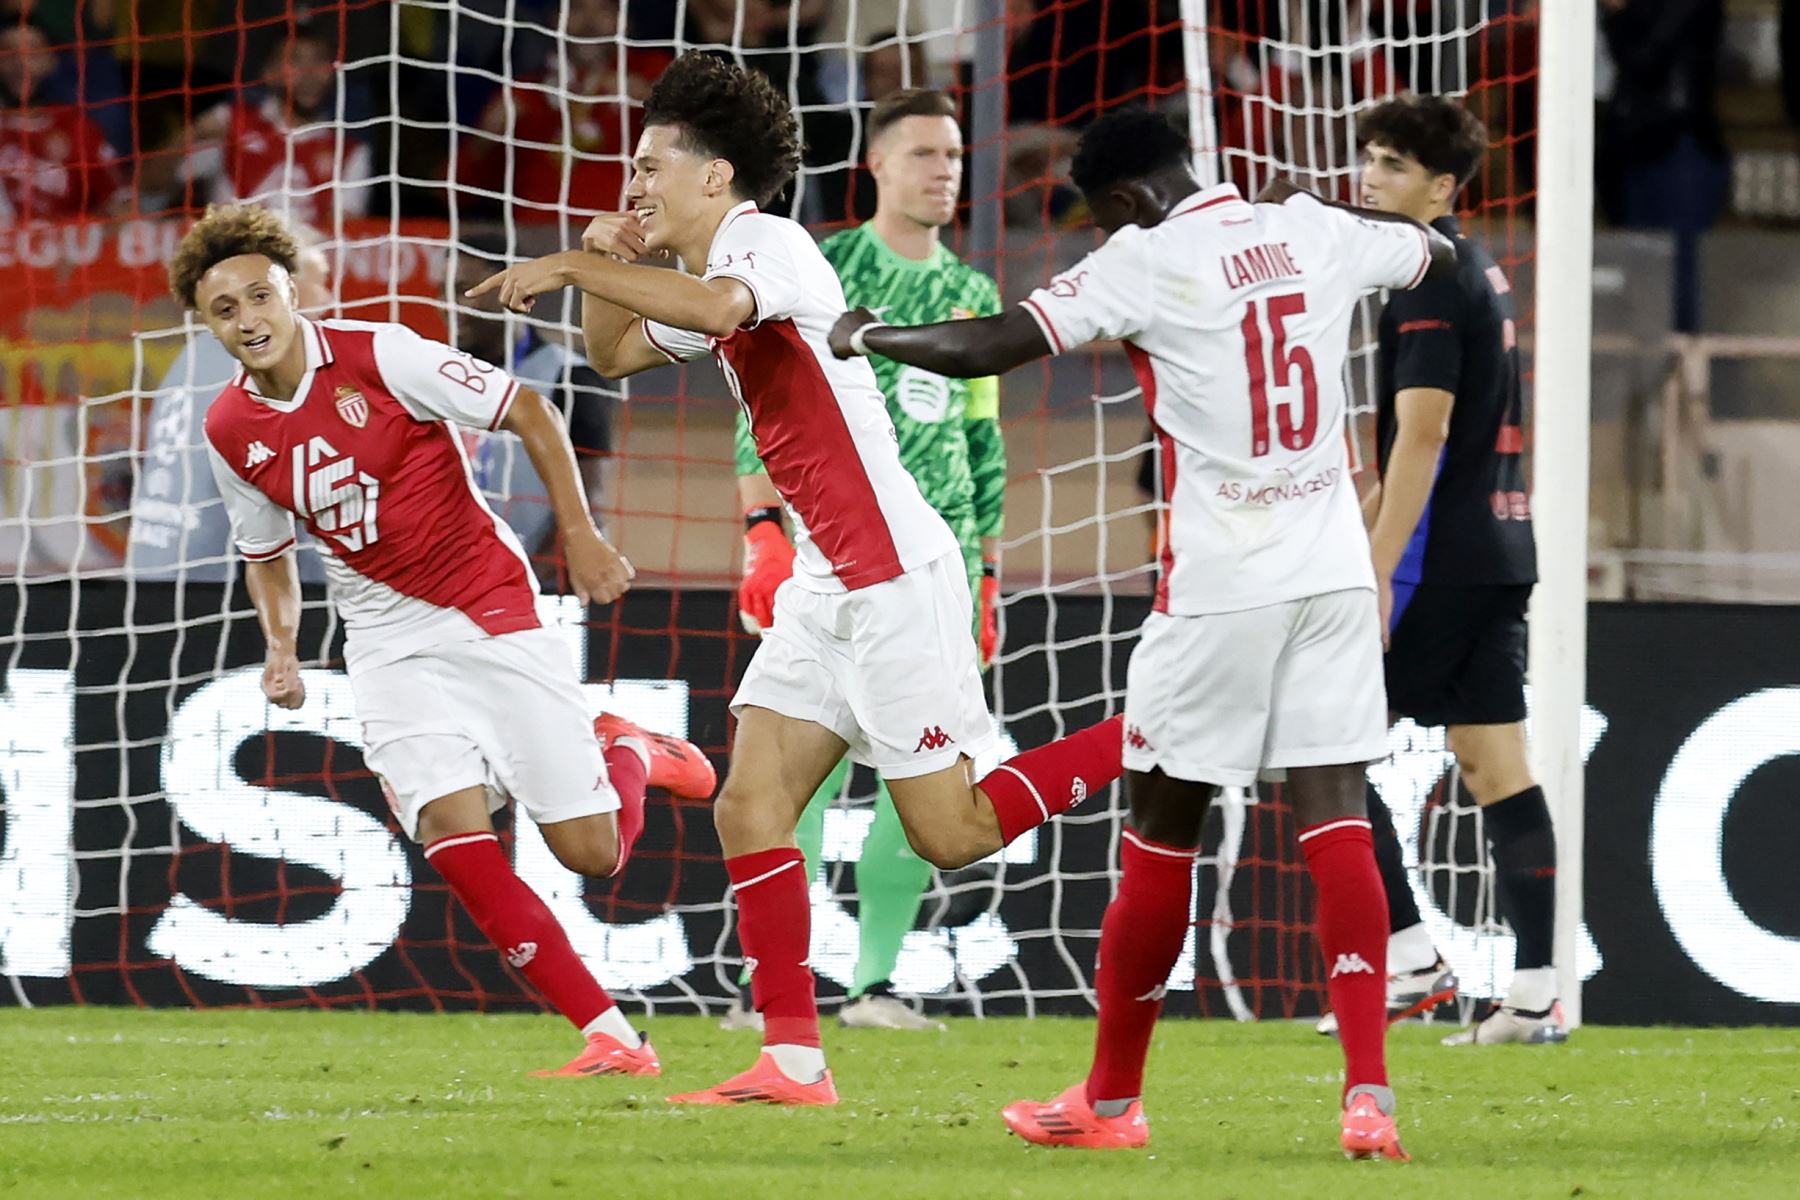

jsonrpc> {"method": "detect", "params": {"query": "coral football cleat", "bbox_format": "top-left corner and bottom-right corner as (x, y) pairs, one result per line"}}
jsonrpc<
(666, 1053), (839, 1106)
(1340, 1085), (1410, 1161)
(594, 713), (716, 799)
(530, 1032), (661, 1078)
(1001, 1085), (1148, 1149)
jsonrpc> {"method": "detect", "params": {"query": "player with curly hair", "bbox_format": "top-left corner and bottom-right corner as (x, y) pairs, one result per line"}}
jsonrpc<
(172, 202), (716, 1082)
(470, 52), (1127, 1107)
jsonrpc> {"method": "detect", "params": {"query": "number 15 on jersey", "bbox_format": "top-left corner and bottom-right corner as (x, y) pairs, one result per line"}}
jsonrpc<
(1241, 293), (1319, 458)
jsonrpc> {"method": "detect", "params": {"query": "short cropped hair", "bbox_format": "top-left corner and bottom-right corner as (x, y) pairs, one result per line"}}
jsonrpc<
(1356, 95), (1488, 187)
(168, 204), (299, 308)
(867, 87), (958, 148)
(643, 52), (802, 207)
(1070, 106), (1189, 197)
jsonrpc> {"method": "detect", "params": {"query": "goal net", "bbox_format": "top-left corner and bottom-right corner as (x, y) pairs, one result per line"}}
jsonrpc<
(0, 0), (1553, 1019)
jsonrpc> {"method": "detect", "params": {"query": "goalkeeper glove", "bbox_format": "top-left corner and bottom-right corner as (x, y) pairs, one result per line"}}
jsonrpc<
(979, 559), (1000, 668)
(739, 506), (795, 634)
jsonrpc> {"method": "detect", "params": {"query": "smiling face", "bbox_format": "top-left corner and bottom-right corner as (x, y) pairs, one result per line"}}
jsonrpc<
(624, 122), (736, 258)
(869, 114), (962, 230)
(195, 254), (303, 375)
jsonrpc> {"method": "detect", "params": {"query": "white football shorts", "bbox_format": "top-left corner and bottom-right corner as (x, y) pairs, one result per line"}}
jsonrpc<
(732, 551), (998, 779)
(351, 626), (617, 841)
(1122, 587), (1388, 787)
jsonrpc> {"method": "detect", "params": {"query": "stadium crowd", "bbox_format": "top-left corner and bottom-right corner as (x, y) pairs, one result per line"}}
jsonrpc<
(0, 0), (1554, 229)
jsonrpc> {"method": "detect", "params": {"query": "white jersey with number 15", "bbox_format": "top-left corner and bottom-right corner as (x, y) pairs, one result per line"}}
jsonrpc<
(1020, 184), (1433, 616)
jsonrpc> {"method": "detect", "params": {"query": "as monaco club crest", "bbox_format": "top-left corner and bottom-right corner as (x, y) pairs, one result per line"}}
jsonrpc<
(334, 385), (369, 429)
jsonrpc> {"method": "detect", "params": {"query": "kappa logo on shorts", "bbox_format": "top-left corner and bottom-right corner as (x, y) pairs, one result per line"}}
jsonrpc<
(1330, 952), (1376, 978)
(915, 725), (955, 753)
(506, 941), (538, 968)
(1126, 725), (1152, 751)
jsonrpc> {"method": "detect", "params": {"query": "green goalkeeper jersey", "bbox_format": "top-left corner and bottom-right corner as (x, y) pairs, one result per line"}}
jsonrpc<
(735, 222), (1005, 571)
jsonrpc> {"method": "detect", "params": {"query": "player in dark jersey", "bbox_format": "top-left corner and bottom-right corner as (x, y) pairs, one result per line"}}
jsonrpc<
(1352, 95), (1563, 1046)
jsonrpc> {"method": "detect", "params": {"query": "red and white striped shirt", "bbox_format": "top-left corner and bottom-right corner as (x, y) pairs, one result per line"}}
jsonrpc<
(204, 318), (540, 673)
(646, 201), (956, 592)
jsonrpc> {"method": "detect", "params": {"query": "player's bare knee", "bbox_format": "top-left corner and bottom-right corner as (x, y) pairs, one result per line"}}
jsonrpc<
(553, 838), (618, 879)
(712, 778), (784, 854)
(900, 821), (981, 870)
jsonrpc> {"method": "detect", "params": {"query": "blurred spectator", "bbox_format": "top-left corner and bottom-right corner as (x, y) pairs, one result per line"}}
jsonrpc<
(1597, 0), (1727, 332)
(128, 224), (332, 583)
(456, 0), (669, 224)
(998, 0), (1183, 226)
(1215, 0), (1397, 199)
(449, 237), (615, 556)
(143, 23), (373, 225)
(1, 0), (131, 155)
(0, 18), (124, 220)
(859, 29), (928, 103)
(1006, 0), (1178, 126)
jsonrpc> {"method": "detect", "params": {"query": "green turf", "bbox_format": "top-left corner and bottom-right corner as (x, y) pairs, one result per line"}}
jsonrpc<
(1, 1009), (1795, 1199)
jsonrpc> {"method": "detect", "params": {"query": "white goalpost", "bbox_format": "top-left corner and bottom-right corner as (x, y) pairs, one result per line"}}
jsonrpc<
(1531, 0), (1596, 1030)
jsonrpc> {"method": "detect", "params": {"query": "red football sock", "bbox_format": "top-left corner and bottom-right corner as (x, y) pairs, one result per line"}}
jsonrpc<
(1299, 817), (1390, 1096)
(603, 743), (648, 878)
(727, 847), (820, 1048)
(424, 830), (615, 1030)
(1086, 830), (1197, 1105)
(979, 714), (1125, 844)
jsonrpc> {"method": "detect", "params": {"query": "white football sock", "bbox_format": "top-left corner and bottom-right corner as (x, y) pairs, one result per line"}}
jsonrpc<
(1505, 966), (1557, 1014)
(581, 1006), (642, 1047)
(1388, 922), (1439, 975)
(766, 1043), (828, 1083)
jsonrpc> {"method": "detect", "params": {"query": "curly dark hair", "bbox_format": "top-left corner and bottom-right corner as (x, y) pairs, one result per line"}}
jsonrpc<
(168, 204), (299, 308)
(1357, 95), (1488, 188)
(643, 52), (801, 207)
(1070, 106), (1190, 198)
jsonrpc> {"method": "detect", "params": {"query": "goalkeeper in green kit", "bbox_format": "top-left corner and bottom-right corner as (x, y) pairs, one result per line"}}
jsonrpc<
(727, 88), (1006, 1032)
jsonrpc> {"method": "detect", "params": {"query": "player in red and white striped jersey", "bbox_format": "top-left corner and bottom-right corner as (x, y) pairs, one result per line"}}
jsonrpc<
(470, 53), (1127, 1106)
(170, 204), (715, 1080)
(830, 107), (1455, 1159)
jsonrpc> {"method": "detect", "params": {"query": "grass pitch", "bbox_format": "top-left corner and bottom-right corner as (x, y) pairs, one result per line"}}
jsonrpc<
(1, 1009), (1795, 1199)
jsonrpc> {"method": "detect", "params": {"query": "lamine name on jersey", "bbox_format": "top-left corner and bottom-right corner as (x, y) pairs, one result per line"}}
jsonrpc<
(1019, 185), (1432, 617)
(203, 317), (544, 674)
(642, 201), (956, 592)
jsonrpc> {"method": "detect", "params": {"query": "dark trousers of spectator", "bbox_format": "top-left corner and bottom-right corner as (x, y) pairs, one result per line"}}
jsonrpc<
(1614, 134), (1731, 333)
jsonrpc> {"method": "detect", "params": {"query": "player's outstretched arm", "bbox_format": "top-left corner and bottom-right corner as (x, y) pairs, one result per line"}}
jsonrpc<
(828, 306), (1051, 378)
(467, 250), (754, 340)
(245, 554), (306, 710)
(1257, 177), (1458, 283)
(501, 386), (636, 606)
